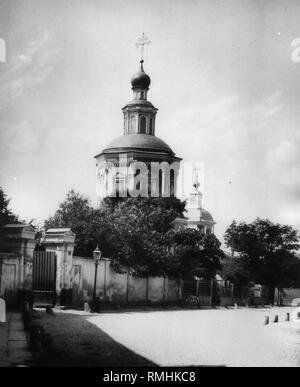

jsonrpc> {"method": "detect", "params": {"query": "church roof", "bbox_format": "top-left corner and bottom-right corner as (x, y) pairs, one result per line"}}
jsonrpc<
(200, 209), (215, 222)
(122, 99), (156, 109)
(100, 134), (175, 156)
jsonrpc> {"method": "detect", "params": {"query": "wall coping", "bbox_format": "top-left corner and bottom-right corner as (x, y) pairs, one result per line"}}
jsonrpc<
(73, 255), (111, 262)
(1, 224), (36, 241)
(44, 228), (76, 245)
(0, 252), (21, 259)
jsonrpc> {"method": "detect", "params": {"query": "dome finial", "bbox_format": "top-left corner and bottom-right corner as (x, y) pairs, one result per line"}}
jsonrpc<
(140, 59), (144, 71)
(193, 166), (202, 192)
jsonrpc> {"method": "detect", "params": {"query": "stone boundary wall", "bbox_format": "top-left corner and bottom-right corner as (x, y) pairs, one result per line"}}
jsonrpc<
(282, 288), (300, 305)
(72, 256), (182, 305)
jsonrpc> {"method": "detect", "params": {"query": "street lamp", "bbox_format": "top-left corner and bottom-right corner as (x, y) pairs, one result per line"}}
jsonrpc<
(92, 245), (102, 312)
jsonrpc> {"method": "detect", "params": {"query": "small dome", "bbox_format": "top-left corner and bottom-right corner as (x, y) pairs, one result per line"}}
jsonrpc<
(131, 61), (151, 89)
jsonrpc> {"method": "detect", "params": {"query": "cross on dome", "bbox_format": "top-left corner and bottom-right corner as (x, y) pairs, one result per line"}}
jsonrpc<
(135, 33), (151, 62)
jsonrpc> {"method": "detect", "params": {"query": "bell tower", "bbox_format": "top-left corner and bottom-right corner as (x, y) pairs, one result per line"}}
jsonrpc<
(123, 55), (158, 136)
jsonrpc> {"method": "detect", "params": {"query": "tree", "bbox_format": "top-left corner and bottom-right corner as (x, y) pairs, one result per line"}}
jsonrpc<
(221, 254), (252, 293)
(45, 192), (223, 278)
(224, 218), (300, 303)
(171, 228), (223, 279)
(102, 197), (186, 276)
(45, 190), (102, 256)
(44, 193), (186, 263)
(0, 187), (20, 227)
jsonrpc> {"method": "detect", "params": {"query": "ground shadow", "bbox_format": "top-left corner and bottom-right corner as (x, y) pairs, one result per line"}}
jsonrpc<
(31, 310), (156, 367)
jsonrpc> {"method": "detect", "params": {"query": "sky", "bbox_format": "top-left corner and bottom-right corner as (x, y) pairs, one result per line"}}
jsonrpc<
(0, 0), (300, 243)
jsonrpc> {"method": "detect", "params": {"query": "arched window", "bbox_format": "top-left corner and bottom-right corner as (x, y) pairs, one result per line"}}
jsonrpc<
(148, 169), (152, 197)
(135, 168), (141, 191)
(130, 115), (136, 134)
(149, 117), (153, 135)
(170, 169), (175, 197)
(140, 116), (147, 134)
(159, 169), (163, 197)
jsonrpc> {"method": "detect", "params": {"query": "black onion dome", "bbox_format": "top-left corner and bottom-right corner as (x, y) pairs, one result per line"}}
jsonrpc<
(131, 60), (151, 89)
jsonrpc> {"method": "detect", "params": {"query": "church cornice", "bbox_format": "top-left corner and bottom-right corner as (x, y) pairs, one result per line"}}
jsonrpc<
(95, 150), (181, 163)
(122, 103), (158, 112)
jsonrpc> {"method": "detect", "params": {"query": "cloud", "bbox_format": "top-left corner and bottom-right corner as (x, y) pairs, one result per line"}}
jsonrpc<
(0, 121), (44, 160)
(0, 33), (58, 107)
(266, 139), (300, 198)
(165, 92), (283, 167)
(278, 204), (300, 229)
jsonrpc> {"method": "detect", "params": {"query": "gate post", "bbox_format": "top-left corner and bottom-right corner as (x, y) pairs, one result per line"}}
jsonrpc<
(43, 229), (76, 306)
(0, 224), (36, 305)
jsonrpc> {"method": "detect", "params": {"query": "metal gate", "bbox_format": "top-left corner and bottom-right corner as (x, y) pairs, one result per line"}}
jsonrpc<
(33, 251), (57, 306)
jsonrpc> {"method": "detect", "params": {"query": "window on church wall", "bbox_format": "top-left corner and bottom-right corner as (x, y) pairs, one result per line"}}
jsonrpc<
(170, 169), (175, 197)
(124, 113), (129, 134)
(135, 168), (141, 191)
(130, 167), (149, 197)
(148, 169), (152, 197)
(130, 115), (136, 134)
(127, 116), (131, 134)
(198, 225), (204, 233)
(149, 117), (153, 135)
(159, 169), (163, 197)
(114, 172), (126, 197)
(140, 116), (147, 134)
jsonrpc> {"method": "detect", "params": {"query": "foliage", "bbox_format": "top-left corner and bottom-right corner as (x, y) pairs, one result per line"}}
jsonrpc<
(221, 254), (252, 289)
(45, 192), (223, 278)
(224, 218), (300, 301)
(97, 197), (187, 276)
(0, 187), (20, 227)
(170, 228), (223, 279)
(45, 190), (110, 256)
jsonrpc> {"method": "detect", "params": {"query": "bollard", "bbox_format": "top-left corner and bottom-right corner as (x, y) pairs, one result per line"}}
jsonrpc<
(286, 313), (290, 322)
(273, 315), (279, 323)
(234, 303), (238, 310)
(84, 302), (91, 313)
(291, 307), (300, 321)
(264, 316), (269, 325)
(46, 306), (55, 315)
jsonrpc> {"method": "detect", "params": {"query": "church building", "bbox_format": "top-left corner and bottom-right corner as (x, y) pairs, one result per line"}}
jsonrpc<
(95, 37), (215, 234)
(95, 58), (181, 198)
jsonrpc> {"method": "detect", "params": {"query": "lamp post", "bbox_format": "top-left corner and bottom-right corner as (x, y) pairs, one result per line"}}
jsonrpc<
(92, 245), (102, 312)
